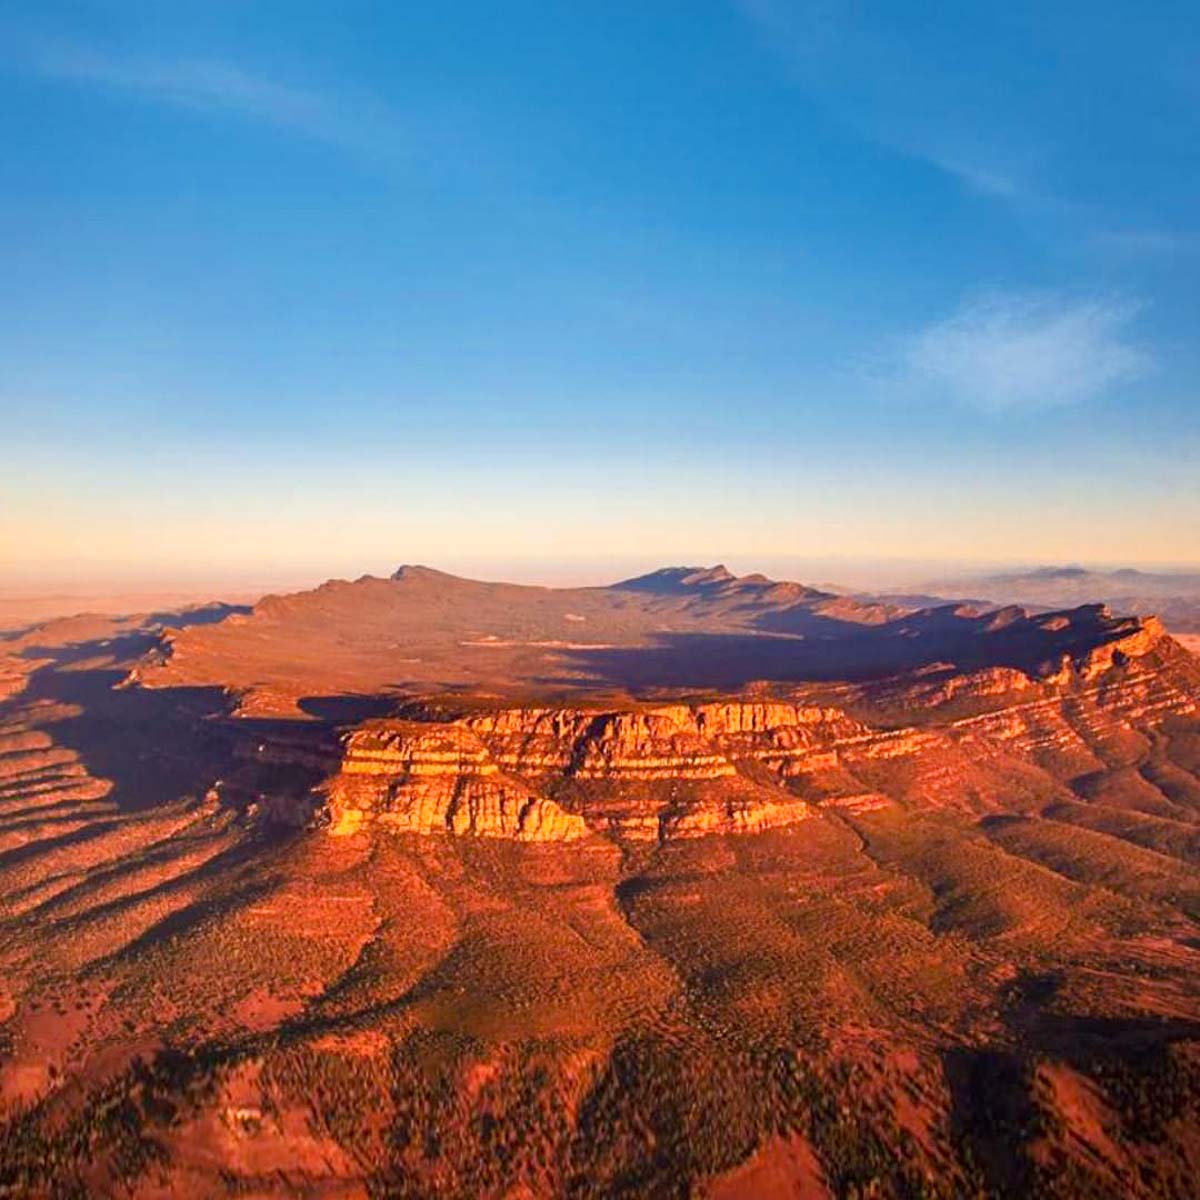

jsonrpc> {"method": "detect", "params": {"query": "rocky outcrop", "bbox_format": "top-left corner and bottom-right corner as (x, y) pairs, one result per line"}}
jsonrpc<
(463, 707), (737, 780)
(822, 633), (1199, 811)
(460, 701), (872, 781)
(1053, 614), (1170, 681)
(324, 709), (819, 842)
(325, 722), (587, 841)
(317, 613), (1198, 839)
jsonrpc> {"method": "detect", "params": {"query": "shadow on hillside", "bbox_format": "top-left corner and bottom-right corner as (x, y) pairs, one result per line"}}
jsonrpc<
(3, 607), (338, 815)
(298, 694), (402, 723)
(5, 602), (251, 651)
(545, 607), (1133, 693)
(19, 661), (239, 812)
(944, 965), (1200, 1194)
(545, 631), (907, 691)
(943, 1046), (1040, 1196)
(146, 603), (253, 627)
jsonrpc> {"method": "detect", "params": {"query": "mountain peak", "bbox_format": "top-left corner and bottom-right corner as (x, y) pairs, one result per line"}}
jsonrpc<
(613, 564), (739, 593)
(391, 564), (460, 583)
(1028, 566), (1090, 580)
(685, 564), (736, 585)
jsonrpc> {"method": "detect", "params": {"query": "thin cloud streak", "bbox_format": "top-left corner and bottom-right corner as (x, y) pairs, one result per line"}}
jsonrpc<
(31, 43), (416, 167)
(737, 0), (1200, 269)
(927, 157), (1020, 200)
(735, 0), (1034, 200)
(902, 293), (1150, 413)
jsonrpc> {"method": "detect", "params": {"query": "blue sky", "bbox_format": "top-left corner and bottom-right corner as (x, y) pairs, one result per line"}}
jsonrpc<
(2, 1), (1198, 583)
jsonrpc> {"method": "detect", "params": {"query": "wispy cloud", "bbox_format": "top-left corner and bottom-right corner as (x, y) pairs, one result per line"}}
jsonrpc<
(924, 157), (1020, 200)
(31, 44), (416, 167)
(902, 293), (1150, 412)
(735, 0), (1036, 199)
(736, 0), (1192, 245)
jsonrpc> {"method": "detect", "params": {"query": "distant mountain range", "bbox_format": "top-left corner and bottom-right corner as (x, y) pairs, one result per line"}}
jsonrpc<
(852, 566), (1200, 633)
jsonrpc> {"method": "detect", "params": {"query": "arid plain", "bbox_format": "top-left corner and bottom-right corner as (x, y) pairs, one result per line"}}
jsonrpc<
(1, 565), (1199, 1197)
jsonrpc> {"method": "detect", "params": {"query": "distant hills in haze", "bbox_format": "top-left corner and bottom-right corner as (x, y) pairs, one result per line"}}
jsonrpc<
(845, 565), (1200, 633)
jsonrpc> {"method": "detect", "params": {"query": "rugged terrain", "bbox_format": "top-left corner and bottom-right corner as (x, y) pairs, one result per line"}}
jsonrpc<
(1, 566), (1199, 1197)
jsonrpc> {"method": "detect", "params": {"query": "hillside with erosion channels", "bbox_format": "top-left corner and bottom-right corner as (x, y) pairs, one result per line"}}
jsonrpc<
(2, 565), (1200, 1197)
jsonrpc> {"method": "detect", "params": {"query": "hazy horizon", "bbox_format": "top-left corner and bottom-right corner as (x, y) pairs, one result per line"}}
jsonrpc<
(6, 552), (1200, 599)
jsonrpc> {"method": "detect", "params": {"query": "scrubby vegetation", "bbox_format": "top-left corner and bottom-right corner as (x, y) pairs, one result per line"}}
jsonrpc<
(3, 606), (1200, 1196)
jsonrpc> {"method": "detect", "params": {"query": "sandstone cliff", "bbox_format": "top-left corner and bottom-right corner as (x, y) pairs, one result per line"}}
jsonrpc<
(319, 618), (1198, 839)
(323, 708), (818, 842)
(325, 721), (587, 841)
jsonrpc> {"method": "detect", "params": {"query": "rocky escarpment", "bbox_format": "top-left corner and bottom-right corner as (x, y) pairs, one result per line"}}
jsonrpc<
(324, 708), (817, 842)
(462, 701), (874, 782)
(813, 625), (1200, 811)
(324, 721), (587, 841)
(321, 618), (1198, 839)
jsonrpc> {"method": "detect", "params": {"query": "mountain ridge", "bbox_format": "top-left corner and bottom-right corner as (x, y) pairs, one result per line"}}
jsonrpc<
(133, 564), (1181, 718)
(117, 563), (1200, 847)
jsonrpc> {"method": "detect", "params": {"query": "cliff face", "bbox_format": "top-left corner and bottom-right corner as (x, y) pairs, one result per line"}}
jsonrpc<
(463, 707), (737, 779)
(324, 712), (813, 842)
(325, 722), (587, 841)
(461, 701), (874, 785)
(320, 622), (1198, 841)
(820, 629), (1200, 811)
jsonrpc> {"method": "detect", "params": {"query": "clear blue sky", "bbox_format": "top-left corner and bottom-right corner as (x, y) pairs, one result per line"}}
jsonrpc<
(3, 1), (1198, 583)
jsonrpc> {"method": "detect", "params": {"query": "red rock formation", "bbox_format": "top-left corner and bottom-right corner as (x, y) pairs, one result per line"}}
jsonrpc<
(323, 708), (819, 841)
(319, 619), (1198, 839)
(325, 721), (586, 841)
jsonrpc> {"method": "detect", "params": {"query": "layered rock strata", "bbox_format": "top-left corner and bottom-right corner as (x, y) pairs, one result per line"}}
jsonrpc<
(325, 721), (587, 840)
(324, 710), (817, 841)
(321, 622), (1198, 840)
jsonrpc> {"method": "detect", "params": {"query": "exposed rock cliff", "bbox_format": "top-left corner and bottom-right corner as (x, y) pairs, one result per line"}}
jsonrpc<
(320, 619), (1198, 839)
(462, 707), (737, 780)
(325, 721), (587, 841)
(323, 709), (817, 841)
